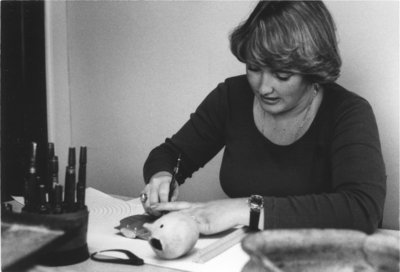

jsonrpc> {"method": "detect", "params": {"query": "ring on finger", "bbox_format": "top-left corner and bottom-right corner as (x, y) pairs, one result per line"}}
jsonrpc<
(140, 193), (148, 203)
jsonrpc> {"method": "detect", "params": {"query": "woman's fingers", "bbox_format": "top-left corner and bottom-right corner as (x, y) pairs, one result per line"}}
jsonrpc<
(144, 198), (245, 235)
(139, 184), (150, 211)
(171, 185), (179, 201)
(158, 180), (171, 203)
(149, 183), (160, 205)
(140, 173), (183, 216)
(151, 201), (192, 211)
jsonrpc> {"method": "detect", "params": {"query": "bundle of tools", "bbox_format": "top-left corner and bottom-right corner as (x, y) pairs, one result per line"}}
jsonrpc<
(22, 142), (87, 214)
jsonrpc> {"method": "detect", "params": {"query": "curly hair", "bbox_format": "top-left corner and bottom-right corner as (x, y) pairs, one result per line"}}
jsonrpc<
(230, 0), (341, 83)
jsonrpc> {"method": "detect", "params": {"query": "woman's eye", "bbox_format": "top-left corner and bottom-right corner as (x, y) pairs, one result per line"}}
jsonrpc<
(247, 65), (261, 72)
(274, 72), (293, 81)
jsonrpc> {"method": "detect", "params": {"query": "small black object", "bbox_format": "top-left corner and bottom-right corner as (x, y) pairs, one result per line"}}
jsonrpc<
(38, 184), (49, 214)
(29, 142), (38, 169)
(76, 146), (87, 210)
(23, 142), (39, 212)
(53, 184), (63, 214)
(23, 166), (38, 212)
(64, 166), (76, 212)
(49, 156), (59, 183)
(47, 143), (55, 158)
(168, 154), (181, 202)
(90, 249), (144, 266)
(48, 156), (59, 206)
(79, 146), (87, 165)
(68, 147), (76, 167)
(46, 143), (56, 193)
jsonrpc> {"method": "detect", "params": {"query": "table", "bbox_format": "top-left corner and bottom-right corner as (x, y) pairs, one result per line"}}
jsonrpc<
(2, 198), (185, 272)
(2, 194), (399, 272)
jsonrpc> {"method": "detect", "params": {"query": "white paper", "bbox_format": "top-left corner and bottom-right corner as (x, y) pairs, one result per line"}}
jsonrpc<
(85, 187), (249, 272)
(11, 196), (25, 205)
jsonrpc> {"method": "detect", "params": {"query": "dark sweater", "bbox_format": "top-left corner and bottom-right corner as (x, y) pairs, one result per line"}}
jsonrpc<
(143, 75), (386, 234)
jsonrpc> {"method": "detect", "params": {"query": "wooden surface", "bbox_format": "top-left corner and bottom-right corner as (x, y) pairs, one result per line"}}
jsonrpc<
(1, 222), (64, 270)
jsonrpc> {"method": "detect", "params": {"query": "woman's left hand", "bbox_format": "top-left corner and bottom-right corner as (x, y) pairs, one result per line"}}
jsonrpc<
(149, 198), (249, 235)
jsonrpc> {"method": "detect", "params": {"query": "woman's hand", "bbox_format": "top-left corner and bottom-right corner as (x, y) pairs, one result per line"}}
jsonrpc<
(140, 171), (179, 216)
(149, 198), (249, 235)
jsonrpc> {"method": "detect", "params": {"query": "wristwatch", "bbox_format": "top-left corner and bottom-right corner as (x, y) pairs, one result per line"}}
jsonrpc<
(248, 195), (264, 231)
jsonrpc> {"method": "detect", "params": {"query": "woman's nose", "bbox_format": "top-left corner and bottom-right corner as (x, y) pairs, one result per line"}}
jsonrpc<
(258, 73), (274, 95)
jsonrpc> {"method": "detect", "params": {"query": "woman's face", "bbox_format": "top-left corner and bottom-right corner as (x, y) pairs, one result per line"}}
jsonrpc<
(246, 64), (313, 116)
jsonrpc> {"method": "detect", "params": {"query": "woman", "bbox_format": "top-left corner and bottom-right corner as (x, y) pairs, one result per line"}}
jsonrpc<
(140, 0), (386, 235)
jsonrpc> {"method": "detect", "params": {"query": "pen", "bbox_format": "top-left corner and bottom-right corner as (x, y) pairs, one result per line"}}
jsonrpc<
(68, 147), (76, 167)
(64, 166), (76, 212)
(48, 156), (59, 207)
(38, 184), (49, 214)
(29, 142), (38, 170)
(168, 154), (181, 202)
(50, 156), (59, 185)
(64, 147), (76, 212)
(23, 142), (38, 212)
(76, 146), (87, 210)
(53, 184), (63, 214)
(46, 143), (55, 192)
(48, 142), (55, 158)
(23, 167), (37, 212)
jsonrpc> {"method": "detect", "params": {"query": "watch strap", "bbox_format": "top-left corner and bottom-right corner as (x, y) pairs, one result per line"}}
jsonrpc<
(249, 209), (260, 231)
(248, 195), (264, 232)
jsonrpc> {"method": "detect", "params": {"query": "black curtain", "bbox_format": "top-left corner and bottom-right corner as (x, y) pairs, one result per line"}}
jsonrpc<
(1, 1), (48, 200)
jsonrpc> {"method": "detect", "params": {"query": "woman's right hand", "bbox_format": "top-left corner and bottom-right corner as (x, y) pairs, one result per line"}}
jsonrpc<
(140, 171), (179, 216)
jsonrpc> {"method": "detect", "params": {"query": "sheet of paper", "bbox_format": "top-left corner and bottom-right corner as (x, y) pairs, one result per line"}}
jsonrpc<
(12, 196), (25, 205)
(85, 188), (249, 272)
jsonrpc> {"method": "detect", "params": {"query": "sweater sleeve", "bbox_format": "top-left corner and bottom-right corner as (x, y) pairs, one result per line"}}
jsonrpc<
(263, 98), (386, 234)
(143, 83), (228, 184)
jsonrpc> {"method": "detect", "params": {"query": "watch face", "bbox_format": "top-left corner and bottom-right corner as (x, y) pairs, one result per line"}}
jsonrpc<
(249, 195), (264, 210)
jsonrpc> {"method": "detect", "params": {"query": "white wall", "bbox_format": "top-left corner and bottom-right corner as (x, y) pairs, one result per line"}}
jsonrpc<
(46, 1), (399, 230)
